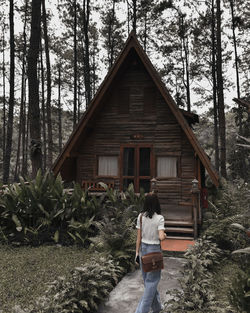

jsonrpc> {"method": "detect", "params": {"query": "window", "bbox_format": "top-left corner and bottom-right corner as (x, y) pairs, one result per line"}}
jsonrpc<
(98, 156), (118, 176)
(157, 156), (178, 177)
(121, 145), (152, 193)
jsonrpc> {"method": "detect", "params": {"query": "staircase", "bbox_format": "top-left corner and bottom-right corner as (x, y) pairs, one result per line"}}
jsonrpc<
(164, 220), (195, 240)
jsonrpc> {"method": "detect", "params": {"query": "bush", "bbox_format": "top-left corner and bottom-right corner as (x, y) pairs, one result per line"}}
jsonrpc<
(15, 255), (124, 313)
(164, 236), (223, 313)
(202, 180), (249, 251)
(0, 171), (100, 246)
(229, 268), (250, 313)
(90, 183), (143, 271)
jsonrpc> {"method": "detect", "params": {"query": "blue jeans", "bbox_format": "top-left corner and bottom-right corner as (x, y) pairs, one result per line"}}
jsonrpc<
(135, 243), (162, 313)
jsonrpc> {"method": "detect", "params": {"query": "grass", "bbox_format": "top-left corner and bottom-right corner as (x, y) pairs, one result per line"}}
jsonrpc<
(0, 244), (91, 313)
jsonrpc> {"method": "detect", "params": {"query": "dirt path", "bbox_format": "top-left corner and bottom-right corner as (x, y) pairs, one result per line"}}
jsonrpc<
(97, 257), (186, 313)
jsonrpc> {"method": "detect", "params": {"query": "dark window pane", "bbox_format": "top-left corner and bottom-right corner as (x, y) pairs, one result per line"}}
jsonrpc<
(139, 148), (151, 176)
(123, 179), (134, 191)
(123, 148), (135, 176)
(139, 179), (151, 193)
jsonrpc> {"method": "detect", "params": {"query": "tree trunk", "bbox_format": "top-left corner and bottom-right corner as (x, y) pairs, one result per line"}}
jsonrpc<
(40, 44), (46, 171)
(126, 0), (130, 35)
(2, 26), (6, 173)
(41, 0), (53, 168)
(216, 0), (227, 178)
(211, 0), (219, 172)
(27, 0), (43, 178)
(132, 0), (137, 33)
(83, 0), (91, 107)
(73, 0), (77, 127)
(3, 0), (15, 183)
(58, 64), (62, 153)
(14, 0), (28, 181)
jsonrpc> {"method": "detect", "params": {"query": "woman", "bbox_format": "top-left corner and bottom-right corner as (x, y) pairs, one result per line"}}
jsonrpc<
(135, 193), (166, 313)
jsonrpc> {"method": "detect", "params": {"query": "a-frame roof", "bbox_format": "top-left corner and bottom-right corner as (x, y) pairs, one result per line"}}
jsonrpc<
(52, 32), (219, 187)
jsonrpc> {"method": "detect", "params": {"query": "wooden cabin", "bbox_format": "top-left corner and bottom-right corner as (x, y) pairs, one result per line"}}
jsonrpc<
(52, 32), (219, 239)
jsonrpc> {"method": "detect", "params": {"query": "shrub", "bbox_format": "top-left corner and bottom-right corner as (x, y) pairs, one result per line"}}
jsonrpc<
(90, 183), (143, 271)
(20, 255), (124, 313)
(0, 171), (99, 246)
(202, 180), (249, 251)
(164, 236), (223, 313)
(229, 268), (250, 313)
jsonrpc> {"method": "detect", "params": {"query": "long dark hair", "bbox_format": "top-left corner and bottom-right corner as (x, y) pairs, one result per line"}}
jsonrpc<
(142, 193), (161, 218)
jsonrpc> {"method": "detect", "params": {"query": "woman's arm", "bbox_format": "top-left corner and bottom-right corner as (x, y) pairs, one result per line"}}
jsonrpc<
(158, 229), (166, 241)
(136, 228), (141, 256)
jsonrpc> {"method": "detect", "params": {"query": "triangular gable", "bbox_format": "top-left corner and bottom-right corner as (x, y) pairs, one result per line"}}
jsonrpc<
(52, 32), (219, 187)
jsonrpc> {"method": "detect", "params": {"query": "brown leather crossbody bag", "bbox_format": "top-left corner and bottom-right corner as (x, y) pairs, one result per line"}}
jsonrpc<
(140, 214), (164, 273)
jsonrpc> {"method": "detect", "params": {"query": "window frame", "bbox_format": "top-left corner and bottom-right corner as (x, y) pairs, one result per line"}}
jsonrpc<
(120, 144), (154, 192)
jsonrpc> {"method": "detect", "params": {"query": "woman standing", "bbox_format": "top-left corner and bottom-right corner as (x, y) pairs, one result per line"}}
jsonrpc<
(135, 193), (166, 313)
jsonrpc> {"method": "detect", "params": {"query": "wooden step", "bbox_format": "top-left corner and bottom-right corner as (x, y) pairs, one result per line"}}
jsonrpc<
(165, 227), (194, 234)
(165, 220), (193, 227)
(166, 235), (194, 240)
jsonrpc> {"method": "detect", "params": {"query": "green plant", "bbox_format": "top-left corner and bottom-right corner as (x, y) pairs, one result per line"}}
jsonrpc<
(164, 236), (223, 313)
(0, 171), (100, 246)
(90, 183), (142, 271)
(25, 255), (124, 313)
(202, 180), (249, 251)
(229, 269), (250, 313)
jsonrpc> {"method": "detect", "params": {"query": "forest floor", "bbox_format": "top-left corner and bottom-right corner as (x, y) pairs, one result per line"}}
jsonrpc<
(0, 245), (90, 313)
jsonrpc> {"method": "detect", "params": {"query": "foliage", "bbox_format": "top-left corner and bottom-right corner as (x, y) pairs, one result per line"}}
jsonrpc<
(16, 255), (124, 313)
(202, 179), (249, 251)
(0, 170), (99, 246)
(90, 183), (143, 271)
(229, 267), (250, 313)
(0, 179), (145, 312)
(164, 236), (223, 313)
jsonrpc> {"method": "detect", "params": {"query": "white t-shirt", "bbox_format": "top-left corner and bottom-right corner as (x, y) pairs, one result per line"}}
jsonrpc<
(136, 212), (165, 245)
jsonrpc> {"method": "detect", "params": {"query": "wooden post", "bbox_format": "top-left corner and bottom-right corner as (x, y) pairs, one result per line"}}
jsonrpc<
(150, 177), (157, 193)
(191, 178), (200, 239)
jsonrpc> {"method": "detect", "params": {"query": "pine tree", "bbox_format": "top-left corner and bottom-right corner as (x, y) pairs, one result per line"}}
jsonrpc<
(27, 0), (43, 178)
(3, 0), (15, 183)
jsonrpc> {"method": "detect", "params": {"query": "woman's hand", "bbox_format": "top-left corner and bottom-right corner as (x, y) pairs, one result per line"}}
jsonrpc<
(135, 253), (140, 265)
(159, 229), (167, 241)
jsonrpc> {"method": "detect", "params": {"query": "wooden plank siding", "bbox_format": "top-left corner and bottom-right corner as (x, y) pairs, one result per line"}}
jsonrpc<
(73, 60), (196, 221)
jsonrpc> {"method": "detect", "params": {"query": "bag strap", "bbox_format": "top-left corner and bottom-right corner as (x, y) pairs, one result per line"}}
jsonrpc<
(140, 213), (143, 245)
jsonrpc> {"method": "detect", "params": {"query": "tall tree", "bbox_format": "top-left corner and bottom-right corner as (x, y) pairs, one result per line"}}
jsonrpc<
(216, 0), (227, 178)
(101, 0), (125, 69)
(82, 0), (91, 107)
(211, 0), (219, 172)
(14, 0), (29, 181)
(39, 43), (46, 171)
(73, 0), (77, 126)
(3, 0), (15, 183)
(41, 0), (53, 168)
(1, 22), (7, 174)
(27, 0), (42, 178)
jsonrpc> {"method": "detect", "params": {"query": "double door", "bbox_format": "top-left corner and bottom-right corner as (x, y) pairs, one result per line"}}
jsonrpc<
(120, 145), (153, 193)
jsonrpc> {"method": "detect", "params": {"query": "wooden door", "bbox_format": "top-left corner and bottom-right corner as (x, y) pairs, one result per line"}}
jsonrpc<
(120, 144), (153, 193)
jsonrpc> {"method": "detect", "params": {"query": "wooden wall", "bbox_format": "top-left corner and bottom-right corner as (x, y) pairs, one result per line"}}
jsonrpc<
(72, 53), (197, 221)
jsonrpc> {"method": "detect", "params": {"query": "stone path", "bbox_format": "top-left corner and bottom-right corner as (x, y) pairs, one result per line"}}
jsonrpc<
(97, 257), (186, 313)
